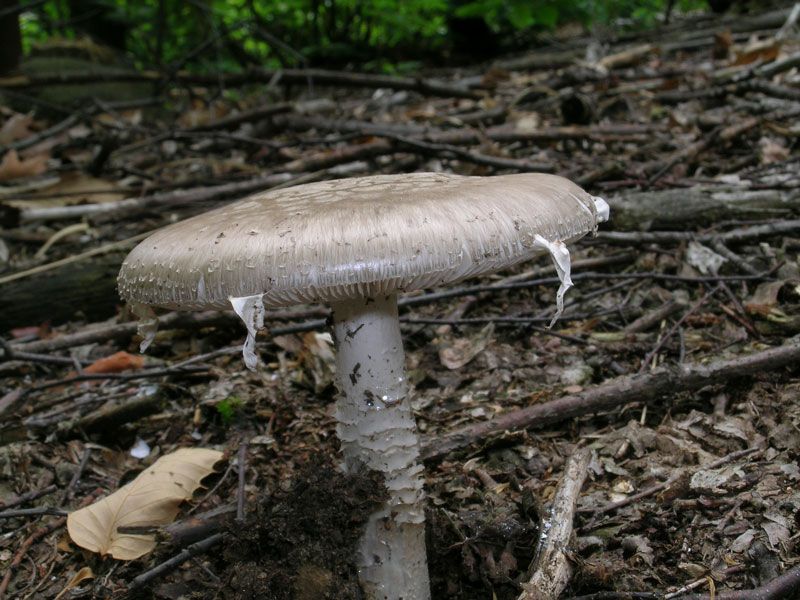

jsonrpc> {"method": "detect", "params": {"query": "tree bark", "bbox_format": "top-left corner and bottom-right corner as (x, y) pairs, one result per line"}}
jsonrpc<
(0, 255), (122, 332)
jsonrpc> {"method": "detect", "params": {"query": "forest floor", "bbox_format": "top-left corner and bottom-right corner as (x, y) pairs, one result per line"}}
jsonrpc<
(1, 4), (800, 600)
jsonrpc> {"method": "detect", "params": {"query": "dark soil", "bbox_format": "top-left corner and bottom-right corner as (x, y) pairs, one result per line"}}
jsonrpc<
(215, 458), (385, 600)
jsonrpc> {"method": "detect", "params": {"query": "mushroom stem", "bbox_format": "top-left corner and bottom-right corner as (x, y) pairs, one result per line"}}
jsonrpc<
(331, 294), (430, 600)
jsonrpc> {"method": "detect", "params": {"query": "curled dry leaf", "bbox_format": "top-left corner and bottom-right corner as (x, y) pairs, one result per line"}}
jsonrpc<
(67, 448), (223, 560)
(0, 112), (35, 145)
(0, 149), (49, 182)
(83, 351), (146, 374)
(438, 323), (494, 370)
(53, 566), (94, 600)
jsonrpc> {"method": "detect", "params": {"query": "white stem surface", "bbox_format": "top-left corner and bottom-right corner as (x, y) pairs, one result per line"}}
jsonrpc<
(331, 294), (430, 600)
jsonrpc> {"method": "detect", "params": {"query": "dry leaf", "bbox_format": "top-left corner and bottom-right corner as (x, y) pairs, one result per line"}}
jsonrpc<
(438, 323), (494, 370)
(2, 172), (123, 212)
(299, 332), (336, 393)
(0, 112), (34, 145)
(84, 351), (146, 374)
(0, 149), (49, 181)
(732, 39), (780, 66)
(67, 448), (223, 559)
(759, 137), (790, 165)
(54, 567), (94, 600)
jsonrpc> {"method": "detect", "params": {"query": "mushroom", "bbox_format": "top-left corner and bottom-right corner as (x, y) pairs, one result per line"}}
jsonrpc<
(118, 172), (609, 600)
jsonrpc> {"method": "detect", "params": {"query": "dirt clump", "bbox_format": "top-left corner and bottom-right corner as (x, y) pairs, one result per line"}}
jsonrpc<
(214, 457), (385, 600)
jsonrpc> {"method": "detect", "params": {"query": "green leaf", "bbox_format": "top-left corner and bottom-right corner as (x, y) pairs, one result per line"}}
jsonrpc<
(508, 2), (536, 29)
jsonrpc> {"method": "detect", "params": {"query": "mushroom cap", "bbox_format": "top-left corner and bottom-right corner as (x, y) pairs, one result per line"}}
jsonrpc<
(118, 172), (606, 311)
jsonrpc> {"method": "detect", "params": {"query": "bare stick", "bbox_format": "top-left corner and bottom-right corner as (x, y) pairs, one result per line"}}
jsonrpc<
(420, 338), (800, 461)
(236, 440), (248, 522)
(563, 563), (800, 600)
(127, 533), (224, 591)
(0, 488), (101, 599)
(518, 447), (591, 600)
(58, 448), (92, 507)
(0, 484), (57, 511)
(0, 506), (68, 519)
(639, 285), (721, 373)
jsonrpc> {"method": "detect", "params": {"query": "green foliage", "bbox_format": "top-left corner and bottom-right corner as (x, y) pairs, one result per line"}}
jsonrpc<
(455, 0), (707, 32)
(216, 395), (243, 426)
(576, 0), (706, 28)
(19, 3), (65, 53)
(454, 0), (559, 30)
(18, 0), (710, 71)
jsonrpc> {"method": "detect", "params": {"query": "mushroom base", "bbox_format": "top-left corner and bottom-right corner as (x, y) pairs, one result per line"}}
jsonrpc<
(331, 294), (430, 600)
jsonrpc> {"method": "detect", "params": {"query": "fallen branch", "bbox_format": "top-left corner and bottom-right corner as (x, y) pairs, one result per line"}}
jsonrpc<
(598, 220), (800, 245)
(563, 563), (800, 600)
(608, 185), (800, 231)
(4, 172), (297, 226)
(0, 484), (57, 511)
(519, 447), (590, 600)
(420, 337), (800, 461)
(0, 67), (480, 99)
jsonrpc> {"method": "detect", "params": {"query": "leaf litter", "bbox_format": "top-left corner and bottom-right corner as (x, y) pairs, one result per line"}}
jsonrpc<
(1, 5), (800, 600)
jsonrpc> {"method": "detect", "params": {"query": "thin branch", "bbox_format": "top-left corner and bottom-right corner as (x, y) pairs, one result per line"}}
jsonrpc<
(519, 447), (591, 600)
(420, 338), (800, 461)
(127, 533), (224, 591)
(639, 285), (721, 373)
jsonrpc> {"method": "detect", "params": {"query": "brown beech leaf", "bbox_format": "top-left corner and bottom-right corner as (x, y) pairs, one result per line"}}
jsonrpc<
(0, 149), (49, 181)
(83, 351), (146, 374)
(0, 112), (35, 145)
(438, 323), (494, 370)
(54, 566), (94, 600)
(67, 448), (223, 560)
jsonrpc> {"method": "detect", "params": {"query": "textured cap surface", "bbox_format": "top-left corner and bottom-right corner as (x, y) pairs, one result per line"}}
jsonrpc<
(118, 172), (606, 312)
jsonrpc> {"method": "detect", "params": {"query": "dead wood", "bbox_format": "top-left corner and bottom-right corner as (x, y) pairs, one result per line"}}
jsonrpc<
(2, 306), (330, 356)
(185, 103), (293, 132)
(279, 114), (662, 143)
(420, 337), (800, 462)
(281, 139), (394, 172)
(583, 447), (760, 517)
(0, 66), (481, 99)
(518, 447), (590, 600)
(127, 532), (225, 592)
(3, 172), (296, 225)
(0, 484), (57, 511)
(57, 384), (167, 438)
(599, 219), (800, 244)
(0, 255), (122, 331)
(623, 296), (688, 333)
(162, 504), (237, 547)
(564, 563), (800, 600)
(679, 564), (800, 600)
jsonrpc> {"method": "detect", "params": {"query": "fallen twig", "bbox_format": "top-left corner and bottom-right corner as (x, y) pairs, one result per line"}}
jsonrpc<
(518, 447), (591, 600)
(420, 337), (800, 461)
(127, 533), (224, 591)
(0, 488), (101, 599)
(599, 220), (800, 245)
(638, 284), (722, 373)
(0, 484), (57, 511)
(0, 506), (68, 519)
(563, 563), (800, 600)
